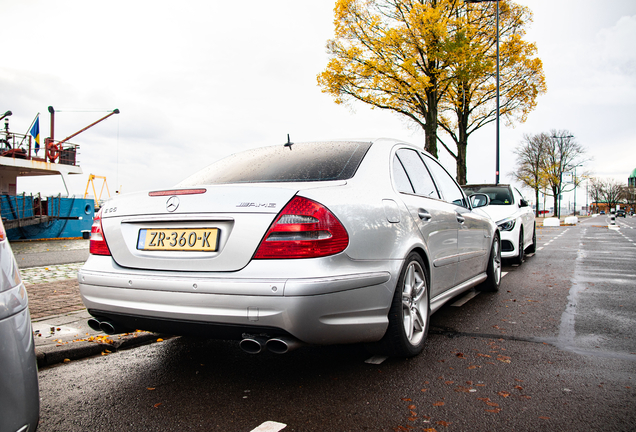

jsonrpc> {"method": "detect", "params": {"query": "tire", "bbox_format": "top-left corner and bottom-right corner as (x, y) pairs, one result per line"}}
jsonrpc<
(380, 252), (430, 357)
(478, 233), (501, 292)
(526, 224), (536, 254)
(512, 229), (524, 265)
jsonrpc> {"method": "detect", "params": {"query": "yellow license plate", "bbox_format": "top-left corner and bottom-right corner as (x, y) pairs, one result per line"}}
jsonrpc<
(137, 228), (219, 252)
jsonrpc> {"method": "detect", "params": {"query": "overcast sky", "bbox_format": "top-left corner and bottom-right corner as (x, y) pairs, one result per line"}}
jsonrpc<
(3, 0), (635, 208)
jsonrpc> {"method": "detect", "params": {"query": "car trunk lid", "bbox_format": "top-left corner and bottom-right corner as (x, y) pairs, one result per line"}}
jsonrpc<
(99, 185), (299, 272)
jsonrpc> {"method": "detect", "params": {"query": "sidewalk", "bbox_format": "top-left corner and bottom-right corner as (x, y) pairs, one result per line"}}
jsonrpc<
(16, 246), (165, 368)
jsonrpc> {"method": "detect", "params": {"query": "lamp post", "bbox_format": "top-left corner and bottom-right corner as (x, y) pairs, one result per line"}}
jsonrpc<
(465, 0), (499, 184)
(571, 163), (583, 216)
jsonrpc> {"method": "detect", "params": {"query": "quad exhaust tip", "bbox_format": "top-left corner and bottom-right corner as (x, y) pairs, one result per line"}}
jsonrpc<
(87, 317), (129, 335)
(240, 335), (302, 354)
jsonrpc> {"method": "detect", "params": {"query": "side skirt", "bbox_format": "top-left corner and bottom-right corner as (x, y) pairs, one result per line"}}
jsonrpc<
(430, 273), (487, 314)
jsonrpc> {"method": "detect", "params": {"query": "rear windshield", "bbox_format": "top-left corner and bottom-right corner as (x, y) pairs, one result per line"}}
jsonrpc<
(462, 185), (513, 205)
(178, 141), (372, 185)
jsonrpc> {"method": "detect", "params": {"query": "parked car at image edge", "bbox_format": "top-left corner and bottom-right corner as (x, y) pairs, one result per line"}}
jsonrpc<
(461, 184), (536, 265)
(79, 138), (501, 358)
(0, 216), (40, 432)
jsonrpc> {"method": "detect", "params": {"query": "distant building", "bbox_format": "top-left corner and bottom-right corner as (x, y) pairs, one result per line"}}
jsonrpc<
(629, 168), (636, 188)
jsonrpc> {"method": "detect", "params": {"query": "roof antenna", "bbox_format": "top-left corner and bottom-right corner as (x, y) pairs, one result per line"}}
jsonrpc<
(284, 134), (293, 150)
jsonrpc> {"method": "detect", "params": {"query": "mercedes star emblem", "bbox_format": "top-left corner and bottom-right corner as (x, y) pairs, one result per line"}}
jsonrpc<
(166, 196), (180, 212)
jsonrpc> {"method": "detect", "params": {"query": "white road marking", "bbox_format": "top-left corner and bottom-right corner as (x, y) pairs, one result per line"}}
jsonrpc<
(365, 355), (388, 365)
(251, 421), (287, 432)
(451, 290), (480, 307)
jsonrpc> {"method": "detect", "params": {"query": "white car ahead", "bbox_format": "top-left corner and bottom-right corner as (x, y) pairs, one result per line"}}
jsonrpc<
(461, 184), (536, 265)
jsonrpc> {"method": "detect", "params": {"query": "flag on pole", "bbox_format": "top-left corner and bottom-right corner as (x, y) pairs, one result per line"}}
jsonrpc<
(30, 116), (40, 154)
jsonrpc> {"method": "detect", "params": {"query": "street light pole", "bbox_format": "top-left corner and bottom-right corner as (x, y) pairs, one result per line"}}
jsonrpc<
(465, 0), (500, 184)
(495, 0), (500, 184)
(573, 166), (577, 216)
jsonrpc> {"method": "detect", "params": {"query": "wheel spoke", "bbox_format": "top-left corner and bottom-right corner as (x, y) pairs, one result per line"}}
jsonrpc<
(412, 307), (424, 332)
(403, 265), (415, 298)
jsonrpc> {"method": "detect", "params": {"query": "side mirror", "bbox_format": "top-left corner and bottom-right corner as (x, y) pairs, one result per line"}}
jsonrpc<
(519, 199), (528, 208)
(470, 193), (490, 209)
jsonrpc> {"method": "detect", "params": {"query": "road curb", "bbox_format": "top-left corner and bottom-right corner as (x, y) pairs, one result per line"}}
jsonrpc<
(35, 332), (171, 368)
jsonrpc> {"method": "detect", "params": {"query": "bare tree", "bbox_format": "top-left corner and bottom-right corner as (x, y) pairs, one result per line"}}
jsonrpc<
(510, 132), (550, 216)
(542, 130), (587, 218)
(622, 185), (636, 213)
(601, 179), (623, 212)
(588, 177), (604, 213)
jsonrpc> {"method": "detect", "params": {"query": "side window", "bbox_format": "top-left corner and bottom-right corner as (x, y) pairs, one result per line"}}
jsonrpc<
(393, 155), (414, 194)
(422, 154), (467, 207)
(394, 149), (439, 198)
(514, 188), (528, 206)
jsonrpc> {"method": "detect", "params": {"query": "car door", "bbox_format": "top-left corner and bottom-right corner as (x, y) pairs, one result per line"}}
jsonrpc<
(393, 148), (459, 295)
(513, 187), (535, 248)
(422, 154), (490, 284)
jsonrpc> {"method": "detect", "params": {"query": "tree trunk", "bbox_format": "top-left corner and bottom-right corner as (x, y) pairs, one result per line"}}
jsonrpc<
(456, 137), (467, 185)
(424, 89), (438, 158)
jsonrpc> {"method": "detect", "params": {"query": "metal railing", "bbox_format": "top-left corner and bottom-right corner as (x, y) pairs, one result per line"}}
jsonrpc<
(0, 131), (79, 165)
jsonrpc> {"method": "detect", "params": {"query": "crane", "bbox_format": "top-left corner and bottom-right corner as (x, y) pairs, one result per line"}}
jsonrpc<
(84, 174), (111, 208)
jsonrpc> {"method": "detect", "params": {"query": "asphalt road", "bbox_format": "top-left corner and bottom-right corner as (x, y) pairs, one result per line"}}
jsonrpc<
(35, 217), (636, 431)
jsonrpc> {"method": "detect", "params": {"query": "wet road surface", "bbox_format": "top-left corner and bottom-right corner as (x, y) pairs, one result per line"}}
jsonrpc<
(35, 217), (636, 431)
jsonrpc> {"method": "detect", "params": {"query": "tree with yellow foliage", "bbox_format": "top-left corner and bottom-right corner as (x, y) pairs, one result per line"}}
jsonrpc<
(318, 0), (546, 184)
(439, 0), (546, 184)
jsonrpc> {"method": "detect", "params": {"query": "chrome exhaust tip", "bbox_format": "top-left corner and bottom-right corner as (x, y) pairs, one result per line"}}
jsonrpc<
(87, 318), (102, 332)
(266, 336), (302, 354)
(99, 321), (128, 335)
(239, 336), (267, 354)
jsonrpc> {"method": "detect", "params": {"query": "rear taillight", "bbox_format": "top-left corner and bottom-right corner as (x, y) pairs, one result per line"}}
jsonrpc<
(254, 196), (349, 259)
(89, 208), (111, 256)
(0, 217), (6, 242)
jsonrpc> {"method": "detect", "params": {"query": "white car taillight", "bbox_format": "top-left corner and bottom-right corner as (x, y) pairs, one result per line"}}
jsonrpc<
(89, 208), (111, 256)
(253, 196), (349, 259)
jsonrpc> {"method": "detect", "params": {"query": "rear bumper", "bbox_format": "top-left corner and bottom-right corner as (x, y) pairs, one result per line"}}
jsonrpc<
(78, 260), (397, 345)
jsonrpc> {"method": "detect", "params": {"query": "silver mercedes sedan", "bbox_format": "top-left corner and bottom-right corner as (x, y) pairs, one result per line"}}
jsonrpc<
(79, 138), (500, 357)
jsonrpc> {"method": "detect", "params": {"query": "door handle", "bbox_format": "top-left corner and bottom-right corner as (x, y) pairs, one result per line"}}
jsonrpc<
(418, 209), (432, 221)
(456, 213), (465, 224)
